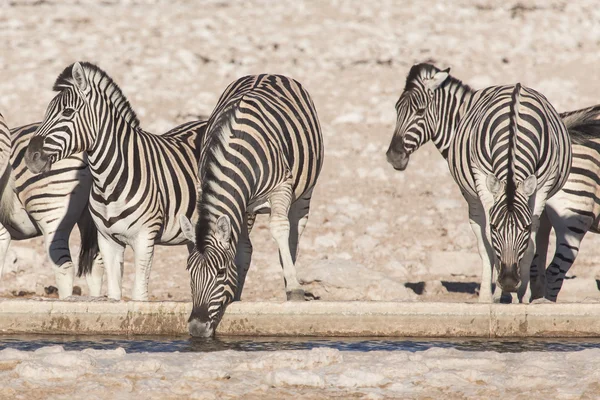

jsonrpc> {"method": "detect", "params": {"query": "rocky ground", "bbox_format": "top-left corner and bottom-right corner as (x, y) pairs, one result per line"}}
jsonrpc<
(1, 345), (600, 399)
(1, 0), (600, 303)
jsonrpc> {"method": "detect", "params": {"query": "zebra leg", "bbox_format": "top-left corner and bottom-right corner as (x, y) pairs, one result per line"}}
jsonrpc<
(529, 211), (551, 302)
(86, 253), (105, 297)
(544, 209), (587, 302)
(97, 233), (125, 300)
(268, 180), (304, 301)
(289, 189), (313, 263)
(234, 213), (254, 301)
(45, 229), (75, 298)
(0, 224), (11, 278)
(468, 204), (495, 303)
(131, 234), (157, 301)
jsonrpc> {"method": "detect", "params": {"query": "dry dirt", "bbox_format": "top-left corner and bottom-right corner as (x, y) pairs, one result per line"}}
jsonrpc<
(1, 0), (600, 303)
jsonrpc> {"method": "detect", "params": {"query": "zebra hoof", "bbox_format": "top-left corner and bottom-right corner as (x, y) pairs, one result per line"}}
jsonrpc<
(286, 289), (305, 301)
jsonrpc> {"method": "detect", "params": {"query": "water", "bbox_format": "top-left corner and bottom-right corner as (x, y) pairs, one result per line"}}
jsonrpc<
(2, 335), (600, 353)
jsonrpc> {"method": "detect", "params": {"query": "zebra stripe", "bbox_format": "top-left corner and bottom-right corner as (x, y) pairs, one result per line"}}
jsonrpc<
(532, 105), (600, 301)
(184, 74), (323, 337)
(0, 119), (102, 297)
(387, 63), (572, 303)
(25, 62), (206, 301)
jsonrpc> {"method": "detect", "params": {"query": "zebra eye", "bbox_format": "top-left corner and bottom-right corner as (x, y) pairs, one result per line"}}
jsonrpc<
(415, 107), (426, 117)
(524, 224), (532, 232)
(62, 108), (75, 118)
(216, 268), (226, 278)
(490, 223), (497, 231)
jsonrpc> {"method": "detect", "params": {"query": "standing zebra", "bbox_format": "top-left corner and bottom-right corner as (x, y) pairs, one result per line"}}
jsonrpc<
(180, 74), (323, 337)
(386, 64), (572, 303)
(0, 117), (101, 297)
(532, 106), (600, 301)
(25, 62), (207, 301)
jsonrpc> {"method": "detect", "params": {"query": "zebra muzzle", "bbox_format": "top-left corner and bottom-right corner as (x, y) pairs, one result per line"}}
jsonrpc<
(386, 149), (410, 171)
(498, 262), (520, 292)
(25, 136), (51, 174)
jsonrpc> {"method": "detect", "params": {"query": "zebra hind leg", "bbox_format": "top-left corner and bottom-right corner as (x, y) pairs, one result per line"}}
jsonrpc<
(544, 212), (587, 302)
(268, 180), (305, 301)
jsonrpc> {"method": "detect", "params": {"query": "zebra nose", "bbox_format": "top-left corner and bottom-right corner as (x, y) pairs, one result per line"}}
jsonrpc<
(188, 319), (213, 338)
(386, 148), (410, 171)
(499, 262), (520, 292)
(188, 305), (213, 337)
(25, 137), (50, 174)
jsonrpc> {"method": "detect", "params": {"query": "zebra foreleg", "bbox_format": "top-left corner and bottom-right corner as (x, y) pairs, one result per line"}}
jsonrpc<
(86, 252), (105, 297)
(530, 211), (551, 302)
(97, 234), (125, 300)
(0, 224), (11, 278)
(468, 204), (495, 303)
(233, 214), (254, 301)
(269, 180), (304, 301)
(45, 229), (74, 298)
(131, 235), (157, 301)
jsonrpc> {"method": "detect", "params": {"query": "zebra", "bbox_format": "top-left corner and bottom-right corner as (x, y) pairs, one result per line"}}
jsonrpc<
(0, 116), (102, 297)
(532, 105), (600, 301)
(25, 62), (207, 301)
(179, 74), (324, 337)
(386, 63), (572, 303)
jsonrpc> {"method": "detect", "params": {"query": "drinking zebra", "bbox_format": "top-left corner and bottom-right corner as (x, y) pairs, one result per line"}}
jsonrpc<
(25, 62), (207, 301)
(0, 117), (101, 297)
(180, 74), (324, 337)
(386, 63), (573, 303)
(532, 105), (600, 301)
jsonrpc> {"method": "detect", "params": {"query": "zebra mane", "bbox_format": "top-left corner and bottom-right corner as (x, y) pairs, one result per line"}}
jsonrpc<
(53, 62), (140, 129)
(195, 106), (239, 253)
(560, 104), (600, 145)
(506, 83), (521, 212)
(404, 63), (474, 93)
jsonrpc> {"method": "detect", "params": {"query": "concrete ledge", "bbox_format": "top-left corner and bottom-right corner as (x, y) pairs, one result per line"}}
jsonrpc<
(1, 299), (600, 337)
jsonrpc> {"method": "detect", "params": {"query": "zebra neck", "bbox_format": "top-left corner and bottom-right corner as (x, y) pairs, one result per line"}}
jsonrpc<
(433, 81), (475, 159)
(195, 186), (246, 256)
(86, 110), (140, 186)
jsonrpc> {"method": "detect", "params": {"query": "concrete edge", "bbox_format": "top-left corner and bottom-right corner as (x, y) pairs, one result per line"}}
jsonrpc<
(0, 299), (600, 337)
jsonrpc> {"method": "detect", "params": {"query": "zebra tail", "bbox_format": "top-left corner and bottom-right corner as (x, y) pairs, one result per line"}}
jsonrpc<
(560, 104), (600, 144)
(77, 211), (99, 277)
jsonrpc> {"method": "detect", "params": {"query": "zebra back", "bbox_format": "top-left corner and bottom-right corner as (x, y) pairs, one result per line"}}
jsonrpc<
(196, 74), (324, 249)
(560, 105), (600, 144)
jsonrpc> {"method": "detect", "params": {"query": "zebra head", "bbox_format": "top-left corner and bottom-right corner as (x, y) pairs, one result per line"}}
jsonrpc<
(487, 174), (537, 292)
(386, 64), (450, 171)
(180, 214), (237, 338)
(25, 62), (99, 174)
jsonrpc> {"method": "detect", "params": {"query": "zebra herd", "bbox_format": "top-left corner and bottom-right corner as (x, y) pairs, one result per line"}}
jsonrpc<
(0, 61), (598, 336)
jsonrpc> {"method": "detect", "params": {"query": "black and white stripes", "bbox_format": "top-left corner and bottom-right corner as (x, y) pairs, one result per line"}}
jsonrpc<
(0, 120), (101, 297)
(25, 62), (206, 301)
(181, 74), (323, 337)
(387, 63), (572, 303)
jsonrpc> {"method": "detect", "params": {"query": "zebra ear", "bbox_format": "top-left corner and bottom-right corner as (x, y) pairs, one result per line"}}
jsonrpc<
(215, 215), (231, 248)
(179, 215), (196, 244)
(486, 174), (503, 195)
(72, 62), (90, 95)
(522, 175), (537, 197)
(426, 68), (450, 92)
